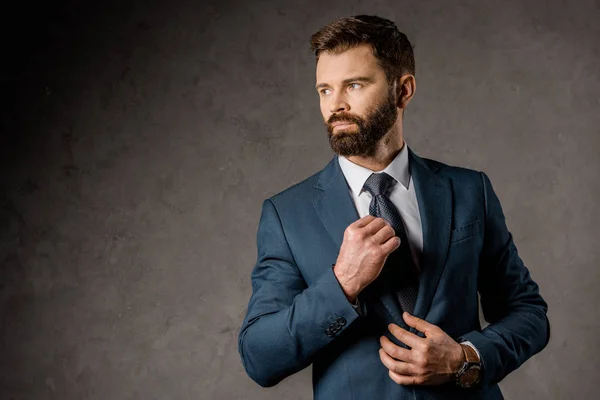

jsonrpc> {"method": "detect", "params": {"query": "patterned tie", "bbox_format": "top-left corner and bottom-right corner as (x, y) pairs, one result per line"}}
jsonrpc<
(362, 172), (419, 314)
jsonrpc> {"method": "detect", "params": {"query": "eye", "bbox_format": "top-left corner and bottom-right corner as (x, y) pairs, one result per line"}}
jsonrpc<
(319, 88), (331, 96)
(348, 83), (362, 90)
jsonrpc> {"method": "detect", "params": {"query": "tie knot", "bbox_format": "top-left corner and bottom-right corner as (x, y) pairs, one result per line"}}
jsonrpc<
(363, 172), (395, 197)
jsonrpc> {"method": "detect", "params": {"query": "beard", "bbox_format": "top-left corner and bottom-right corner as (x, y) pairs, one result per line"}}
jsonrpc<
(325, 88), (398, 157)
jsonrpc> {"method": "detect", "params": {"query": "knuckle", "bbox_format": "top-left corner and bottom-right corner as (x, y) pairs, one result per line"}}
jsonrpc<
(366, 234), (377, 246)
(411, 365), (423, 376)
(385, 225), (395, 236)
(346, 228), (361, 240)
(371, 245), (384, 258)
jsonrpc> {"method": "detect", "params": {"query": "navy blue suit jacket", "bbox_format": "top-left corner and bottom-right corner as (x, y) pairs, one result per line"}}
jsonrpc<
(238, 147), (550, 399)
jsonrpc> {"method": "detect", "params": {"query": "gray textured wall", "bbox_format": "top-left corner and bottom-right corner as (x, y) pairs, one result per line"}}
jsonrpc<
(1, 0), (598, 399)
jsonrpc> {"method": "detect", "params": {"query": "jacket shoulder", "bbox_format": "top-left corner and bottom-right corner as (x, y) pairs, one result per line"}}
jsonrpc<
(419, 155), (483, 184)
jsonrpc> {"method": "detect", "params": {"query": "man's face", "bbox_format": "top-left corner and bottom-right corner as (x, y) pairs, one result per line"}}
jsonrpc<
(315, 44), (398, 157)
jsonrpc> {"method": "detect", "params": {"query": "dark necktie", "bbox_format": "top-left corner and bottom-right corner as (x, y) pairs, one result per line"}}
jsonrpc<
(362, 172), (419, 314)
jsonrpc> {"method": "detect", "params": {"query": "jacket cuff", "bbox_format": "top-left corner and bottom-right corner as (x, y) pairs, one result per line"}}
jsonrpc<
(458, 330), (501, 386)
(314, 265), (362, 340)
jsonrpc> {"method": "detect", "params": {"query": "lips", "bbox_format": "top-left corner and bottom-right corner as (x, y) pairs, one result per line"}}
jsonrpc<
(332, 122), (355, 129)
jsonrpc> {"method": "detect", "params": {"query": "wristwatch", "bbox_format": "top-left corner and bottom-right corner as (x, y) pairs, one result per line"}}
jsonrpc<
(455, 343), (482, 388)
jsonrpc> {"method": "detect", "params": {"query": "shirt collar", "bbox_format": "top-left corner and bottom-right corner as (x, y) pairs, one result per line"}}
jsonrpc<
(337, 140), (411, 197)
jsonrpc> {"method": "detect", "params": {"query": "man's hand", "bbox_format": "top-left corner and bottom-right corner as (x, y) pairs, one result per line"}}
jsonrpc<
(334, 215), (401, 303)
(378, 312), (465, 386)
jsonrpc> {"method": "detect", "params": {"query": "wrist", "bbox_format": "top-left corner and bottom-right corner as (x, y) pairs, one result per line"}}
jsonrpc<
(332, 263), (361, 303)
(455, 343), (483, 388)
(451, 342), (467, 374)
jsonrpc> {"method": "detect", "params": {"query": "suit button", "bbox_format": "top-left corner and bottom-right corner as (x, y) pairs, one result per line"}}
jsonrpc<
(336, 317), (346, 326)
(332, 321), (340, 330)
(325, 327), (334, 337)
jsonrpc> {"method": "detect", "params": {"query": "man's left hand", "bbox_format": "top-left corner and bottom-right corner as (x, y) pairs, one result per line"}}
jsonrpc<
(378, 312), (464, 386)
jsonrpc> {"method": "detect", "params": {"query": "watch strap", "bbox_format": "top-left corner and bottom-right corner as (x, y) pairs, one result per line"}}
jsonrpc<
(456, 343), (483, 388)
(460, 343), (480, 364)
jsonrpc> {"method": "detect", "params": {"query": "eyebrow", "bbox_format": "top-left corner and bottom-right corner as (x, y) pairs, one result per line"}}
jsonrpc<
(315, 76), (375, 91)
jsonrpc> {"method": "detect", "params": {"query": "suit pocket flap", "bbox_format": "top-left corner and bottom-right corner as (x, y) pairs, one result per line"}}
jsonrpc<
(450, 220), (480, 243)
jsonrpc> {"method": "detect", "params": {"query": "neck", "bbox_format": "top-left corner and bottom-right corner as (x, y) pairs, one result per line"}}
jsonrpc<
(345, 122), (404, 172)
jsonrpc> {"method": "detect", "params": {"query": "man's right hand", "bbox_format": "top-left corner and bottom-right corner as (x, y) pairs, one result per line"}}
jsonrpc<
(333, 215), (401, 303)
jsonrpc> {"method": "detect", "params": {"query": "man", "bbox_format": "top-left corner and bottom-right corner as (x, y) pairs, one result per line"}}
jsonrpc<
(238, 15), (550, 399)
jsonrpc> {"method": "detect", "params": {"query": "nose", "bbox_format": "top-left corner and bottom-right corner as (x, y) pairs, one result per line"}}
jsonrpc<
(328, 91), (350, 114)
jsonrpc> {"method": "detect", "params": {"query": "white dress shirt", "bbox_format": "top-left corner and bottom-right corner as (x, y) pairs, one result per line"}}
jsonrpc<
(338, 140), (423, 270)
(337, 140), (481, 360)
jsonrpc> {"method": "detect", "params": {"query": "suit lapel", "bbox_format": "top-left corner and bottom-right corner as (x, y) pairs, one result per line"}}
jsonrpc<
(312, 149), (453, 330)
(408, 147), (453, 322)
(312, 155), (360, 251)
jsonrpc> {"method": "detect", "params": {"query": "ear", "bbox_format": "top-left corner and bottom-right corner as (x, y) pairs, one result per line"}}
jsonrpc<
(396, 74), (416, 110)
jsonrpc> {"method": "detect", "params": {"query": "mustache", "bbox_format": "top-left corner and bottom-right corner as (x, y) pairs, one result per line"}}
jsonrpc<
(328, 114), (361, 125)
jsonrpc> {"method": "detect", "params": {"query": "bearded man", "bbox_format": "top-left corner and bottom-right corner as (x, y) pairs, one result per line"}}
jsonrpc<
(238, 14), (550, 400)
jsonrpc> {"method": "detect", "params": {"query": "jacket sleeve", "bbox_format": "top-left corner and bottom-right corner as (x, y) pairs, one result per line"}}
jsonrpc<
(238, 198), (361, 387)
(458, 171), (551, 386)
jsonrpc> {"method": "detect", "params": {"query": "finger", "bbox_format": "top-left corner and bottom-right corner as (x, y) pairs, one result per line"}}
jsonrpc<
(353, 215), (377, 228)
(363, 217), (389, 235)
(379, 335), (413, 362)
(388, 370), (426, 386)
(378, 348), (418, 376)
(372, 223), (396, 244)
(402, 312), (438, 336)
(388, 323), (426, 350)
(381, 235), (401, 254)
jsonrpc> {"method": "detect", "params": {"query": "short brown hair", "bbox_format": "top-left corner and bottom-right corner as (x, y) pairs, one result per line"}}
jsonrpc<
(309, 15), (415, 84)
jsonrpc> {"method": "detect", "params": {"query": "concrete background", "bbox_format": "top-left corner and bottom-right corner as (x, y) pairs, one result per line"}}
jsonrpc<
(1, 0), (598, 398)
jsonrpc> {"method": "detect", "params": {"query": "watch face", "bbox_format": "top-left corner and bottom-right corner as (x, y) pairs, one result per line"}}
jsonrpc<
(460, 365), (481, 387)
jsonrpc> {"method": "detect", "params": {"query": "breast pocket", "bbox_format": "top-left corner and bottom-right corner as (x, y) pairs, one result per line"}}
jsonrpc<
(450, 219), (480, 244)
